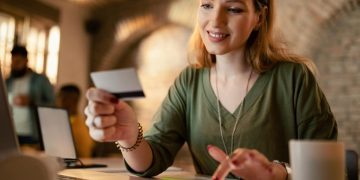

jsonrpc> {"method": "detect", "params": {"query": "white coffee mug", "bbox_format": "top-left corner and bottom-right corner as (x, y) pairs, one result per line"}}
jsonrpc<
(289, 140), (345, 180)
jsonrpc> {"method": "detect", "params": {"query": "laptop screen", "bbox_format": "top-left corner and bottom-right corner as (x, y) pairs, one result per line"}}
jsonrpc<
(37, 107), (77, 159)
(0, 68), (20, 159)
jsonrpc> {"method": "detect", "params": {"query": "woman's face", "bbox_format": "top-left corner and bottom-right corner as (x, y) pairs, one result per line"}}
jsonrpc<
(198, 0), (260, 55)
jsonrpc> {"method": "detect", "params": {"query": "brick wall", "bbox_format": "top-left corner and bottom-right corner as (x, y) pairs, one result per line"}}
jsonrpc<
(310, 7), (360, 153)
(276, 0), (360, 155)
(275, 0), (349, 55)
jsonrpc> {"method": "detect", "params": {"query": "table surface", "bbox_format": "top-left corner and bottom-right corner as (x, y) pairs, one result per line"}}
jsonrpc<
(58, 157), (211, 180)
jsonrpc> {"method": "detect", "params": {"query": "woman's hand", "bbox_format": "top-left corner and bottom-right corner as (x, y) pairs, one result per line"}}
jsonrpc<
(208, 145), (287, 180)
(84, 88), (138, 147)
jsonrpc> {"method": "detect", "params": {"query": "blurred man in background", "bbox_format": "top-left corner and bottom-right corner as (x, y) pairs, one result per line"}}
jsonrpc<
(6, 45), (55, 146)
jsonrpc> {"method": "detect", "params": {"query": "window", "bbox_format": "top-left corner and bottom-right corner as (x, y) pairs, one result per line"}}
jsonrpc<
(26, 27), (46, 73)
(0, 13), (15, 76)
(0, 11), (60, 84)
(46, 26), (60, 84)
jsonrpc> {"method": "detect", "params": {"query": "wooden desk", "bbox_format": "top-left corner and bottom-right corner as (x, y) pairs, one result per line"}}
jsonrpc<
(58, 157), (210, 180)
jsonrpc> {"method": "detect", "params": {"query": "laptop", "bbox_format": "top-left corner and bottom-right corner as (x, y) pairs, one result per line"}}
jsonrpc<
(36, 104), (214, 179)
(0, 68), (21, 160)
(37, 106), (106, 168)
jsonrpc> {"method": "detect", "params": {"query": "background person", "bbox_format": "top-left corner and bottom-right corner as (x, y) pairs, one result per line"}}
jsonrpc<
(56, 84), (94, 157)
(6, 45), (55, 146)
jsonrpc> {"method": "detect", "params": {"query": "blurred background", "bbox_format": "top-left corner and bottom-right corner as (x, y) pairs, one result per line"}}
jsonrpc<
(0, 0), (359, 172)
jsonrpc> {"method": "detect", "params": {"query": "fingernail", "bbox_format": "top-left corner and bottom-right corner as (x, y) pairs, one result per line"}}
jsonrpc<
(111, 98), (118, 104)
(207, 145), (213, 151)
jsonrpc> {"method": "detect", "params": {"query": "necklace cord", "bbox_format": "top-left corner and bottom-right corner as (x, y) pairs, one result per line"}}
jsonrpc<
(215, 66), (253, 155)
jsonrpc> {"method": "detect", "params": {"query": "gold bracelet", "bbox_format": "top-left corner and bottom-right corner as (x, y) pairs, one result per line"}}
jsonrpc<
(115, 123), (143, 152)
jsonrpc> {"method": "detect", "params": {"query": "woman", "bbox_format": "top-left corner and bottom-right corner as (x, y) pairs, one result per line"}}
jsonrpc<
(85, 0), (337, 179)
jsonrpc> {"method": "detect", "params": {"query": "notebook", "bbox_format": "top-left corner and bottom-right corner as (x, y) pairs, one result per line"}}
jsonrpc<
(37, 106), (106, 168)
(0, 68), (20, 160)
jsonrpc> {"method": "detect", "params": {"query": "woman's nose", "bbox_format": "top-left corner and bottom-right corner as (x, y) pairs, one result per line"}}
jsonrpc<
(210, 8), (227, 27)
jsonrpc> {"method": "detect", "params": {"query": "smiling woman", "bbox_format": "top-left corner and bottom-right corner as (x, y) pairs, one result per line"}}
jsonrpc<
(197, 0), (260, 55)
(84, 0), (338, 179)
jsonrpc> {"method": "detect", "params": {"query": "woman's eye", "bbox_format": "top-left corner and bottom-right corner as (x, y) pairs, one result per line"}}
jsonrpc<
(200, 3), (213, 9)
(228, 7), (243, 13)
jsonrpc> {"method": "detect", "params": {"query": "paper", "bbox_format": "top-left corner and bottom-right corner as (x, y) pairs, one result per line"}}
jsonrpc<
(90, 68), (145, 100)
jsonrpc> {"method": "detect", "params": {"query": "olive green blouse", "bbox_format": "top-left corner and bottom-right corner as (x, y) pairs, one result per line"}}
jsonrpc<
(127, 62), (337, 177)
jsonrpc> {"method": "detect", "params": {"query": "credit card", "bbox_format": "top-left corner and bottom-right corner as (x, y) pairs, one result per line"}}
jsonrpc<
(90, 68), (145, 100)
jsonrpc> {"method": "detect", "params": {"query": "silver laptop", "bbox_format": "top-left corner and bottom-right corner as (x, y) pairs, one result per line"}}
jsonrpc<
(36, 107), (214, 179)
(37, 106), (106, 168)
(0, 68), (20, 160)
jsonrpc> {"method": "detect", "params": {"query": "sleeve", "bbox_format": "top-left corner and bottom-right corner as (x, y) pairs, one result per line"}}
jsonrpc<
(125, 68), (191, 177)
(38, 75), (55, 106)
(294, 64), (338, 139)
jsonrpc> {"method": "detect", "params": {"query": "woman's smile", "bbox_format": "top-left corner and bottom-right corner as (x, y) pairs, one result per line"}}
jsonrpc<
(207, 31), (230, 42)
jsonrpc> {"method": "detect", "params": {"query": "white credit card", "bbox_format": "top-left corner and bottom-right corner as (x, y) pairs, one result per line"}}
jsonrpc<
(90, 68), (145, 100)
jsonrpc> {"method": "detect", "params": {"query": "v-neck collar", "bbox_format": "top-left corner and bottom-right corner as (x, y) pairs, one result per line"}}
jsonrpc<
(202, 67), (271, 120)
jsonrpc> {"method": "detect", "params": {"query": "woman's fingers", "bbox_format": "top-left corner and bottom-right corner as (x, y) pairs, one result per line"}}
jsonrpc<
(229, 149), (269, 170)
(211, 149), (247, 180)
(93, 115), (117, 129)
(229, 150), (274, 179)
(86, 101), (115, 116)
(89, 126), (116, 142)
(84, 88), (139, 143)
(86, 87), (118, 104)
(208, 146), (240, 180)
(211, 148), (275, 180)
(212, 158), (232, 180)
(208, 145), (227, 163)
(234, 149), (272, 171)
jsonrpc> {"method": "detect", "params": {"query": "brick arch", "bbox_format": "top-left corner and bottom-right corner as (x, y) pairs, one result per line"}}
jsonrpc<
(321, 0), (360, 27)
(98, 22), (166, 70)
(97, 22), (192, 70)
(275, 0), (352, 55)
(93, 0), (197, 71)
(309, 4), (360, 153)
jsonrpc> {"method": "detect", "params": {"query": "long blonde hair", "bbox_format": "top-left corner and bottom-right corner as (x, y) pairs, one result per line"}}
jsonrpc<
(188, 0), (316, 74)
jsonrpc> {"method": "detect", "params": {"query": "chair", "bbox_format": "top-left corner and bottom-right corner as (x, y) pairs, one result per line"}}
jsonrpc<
(346, 149), (358, 180)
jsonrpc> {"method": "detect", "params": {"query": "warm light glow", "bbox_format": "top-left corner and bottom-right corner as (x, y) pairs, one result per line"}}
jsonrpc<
(35, 31), (46, 73)
(132, 25), (190, 130)
(168, 0), (197, 28)
(0, 22), (7, 68)
(46, 26), (60, 84)
(26, 28), (39, 72)
(0, 13), (15, 76)
(0, 13), (60, 82)
(115, 15), (154, 42)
